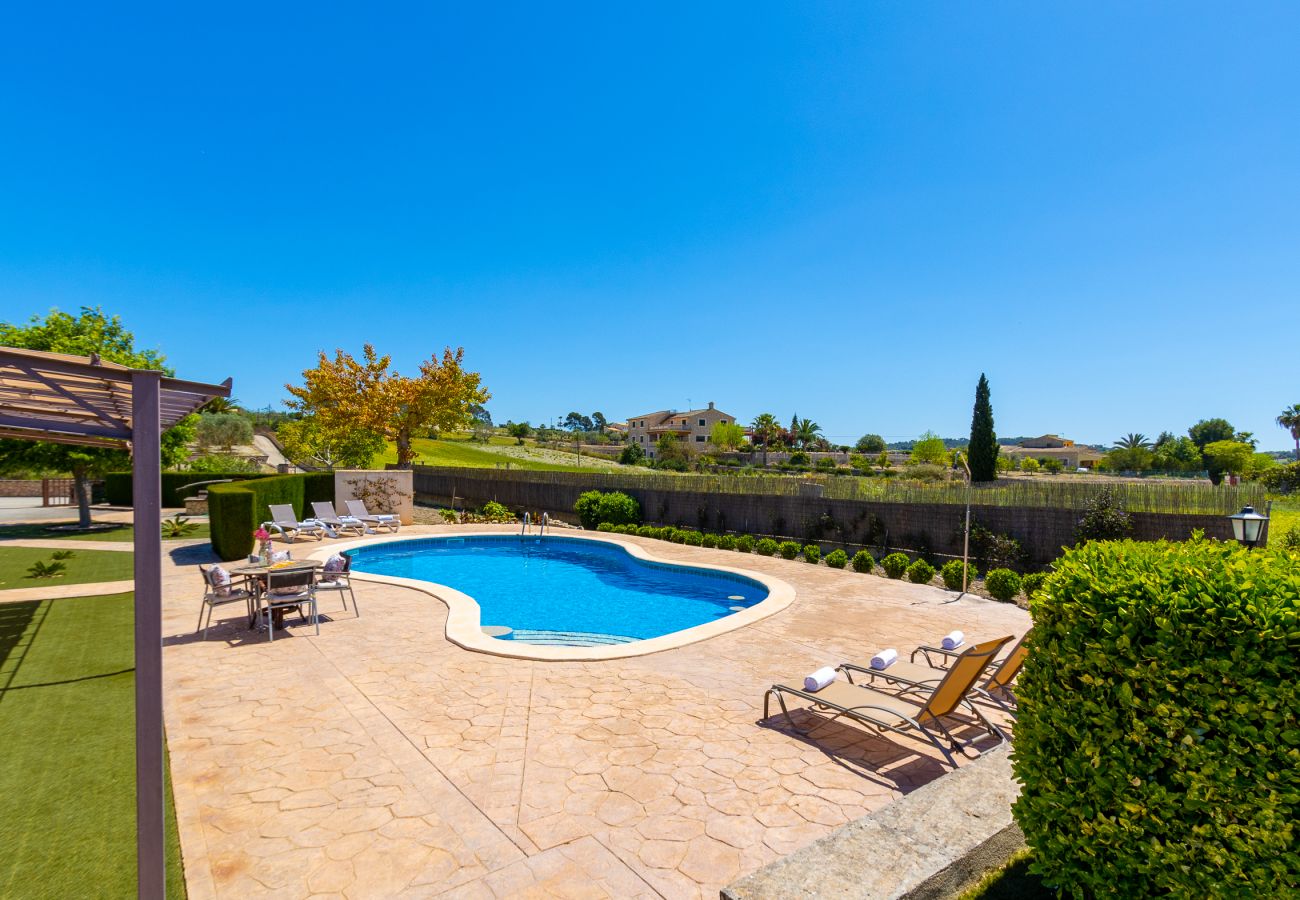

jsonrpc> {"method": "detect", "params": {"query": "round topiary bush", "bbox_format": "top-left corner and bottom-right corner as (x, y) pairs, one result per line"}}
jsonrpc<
(636, 525), (656, 538)
(940, 559), (978, 591)
(851, 550), (875, 573)
(802, 544), (821, 564)
(1020, 571), (1048, 600)
(683, 531), (703, 546)
(755, 538), (777, 556)
(735, 535), (755, 553)
(669, 529), (687, 543)
(881, 552), (910, 579)
(701, 533), (720, 549)
(596, 522), (616, 532)
(825, 549), (848, 569)
(984, 568), (1022, 602)
(573, 490), (642, 530)
(906, 559), (936, 584)
(718, 534), (737, 551)
(778, 541), (801, 560)
(1013, 537), (1300, 897)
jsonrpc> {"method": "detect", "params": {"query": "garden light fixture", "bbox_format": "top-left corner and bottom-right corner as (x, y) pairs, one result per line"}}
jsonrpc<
(1227, 506), (1268, 549)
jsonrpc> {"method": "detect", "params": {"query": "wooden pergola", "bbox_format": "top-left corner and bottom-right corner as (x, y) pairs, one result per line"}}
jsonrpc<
(0, 347), (231, 899)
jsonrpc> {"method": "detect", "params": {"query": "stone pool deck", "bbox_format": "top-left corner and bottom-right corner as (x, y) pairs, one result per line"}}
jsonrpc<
(160, 525), (1029, 898)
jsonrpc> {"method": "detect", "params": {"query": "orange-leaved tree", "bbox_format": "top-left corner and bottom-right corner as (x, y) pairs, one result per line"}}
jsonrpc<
(285, 345), (489, 468)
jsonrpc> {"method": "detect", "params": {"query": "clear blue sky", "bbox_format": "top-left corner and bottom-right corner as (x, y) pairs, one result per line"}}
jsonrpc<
(2, 3), (1297, 449)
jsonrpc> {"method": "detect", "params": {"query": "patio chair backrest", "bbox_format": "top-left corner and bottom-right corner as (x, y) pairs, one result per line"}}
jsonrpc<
(986, 633), (1030, 691)
(344, 500), (371, 518)
(268, 504), (299, 523)
(311, 501), (339, 521)
(920, 636), (1012, 719)
(266, 568), (315, 593)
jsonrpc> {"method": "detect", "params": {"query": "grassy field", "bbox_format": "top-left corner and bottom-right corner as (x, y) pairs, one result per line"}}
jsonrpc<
(1268, 495), (1299, 541)
(0, 594), (186, 897)
(0, 521), (210, 543)
(0, 547), (135, 589)
(376, 434), (617, 473)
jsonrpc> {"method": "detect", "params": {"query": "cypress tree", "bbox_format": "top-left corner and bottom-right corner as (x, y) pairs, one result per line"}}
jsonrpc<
(968, 373), (998, 482)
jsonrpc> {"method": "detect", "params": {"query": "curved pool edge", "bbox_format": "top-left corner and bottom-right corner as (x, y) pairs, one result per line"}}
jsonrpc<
(305, 530), (796, 661)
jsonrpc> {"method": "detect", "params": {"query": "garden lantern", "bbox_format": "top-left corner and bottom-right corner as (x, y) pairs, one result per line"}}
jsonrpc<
(1227, 506), (1268, 548)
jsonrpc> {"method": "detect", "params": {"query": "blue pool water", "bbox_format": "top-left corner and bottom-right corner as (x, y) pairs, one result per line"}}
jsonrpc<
(347, 535), (767, 645)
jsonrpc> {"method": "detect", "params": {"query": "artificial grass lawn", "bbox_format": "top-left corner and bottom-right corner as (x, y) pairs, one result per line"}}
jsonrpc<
(0, 547), (135, 590)
(0, 521), (210, 542)
(0, 593), (186, 898)
(1268, 495), (1299, 540)
(377, 435), (617, 472)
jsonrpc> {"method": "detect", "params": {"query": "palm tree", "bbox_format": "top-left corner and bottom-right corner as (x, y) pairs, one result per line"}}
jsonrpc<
(1278, 404), (1300, 460)
(751, 413), (779, 467)
(1115, 433), (1151, 450)
(203, 396), (240, 414)
(794, 417), (823, 450)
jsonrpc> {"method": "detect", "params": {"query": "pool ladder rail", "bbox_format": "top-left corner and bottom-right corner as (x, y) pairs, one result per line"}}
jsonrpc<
(520, 512), (549, 538)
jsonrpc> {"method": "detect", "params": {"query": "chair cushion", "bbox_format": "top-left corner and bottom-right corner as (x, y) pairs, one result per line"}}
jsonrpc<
(271, 550), (291, 563)
(322, 553), (347, 582)
(209, 565), (231, 598)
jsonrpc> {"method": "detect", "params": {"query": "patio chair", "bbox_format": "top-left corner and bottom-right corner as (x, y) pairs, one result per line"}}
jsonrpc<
(310, 501), (367, 538)
(196, 564), (255, 639)
(764, 637), (1009, 767)
(343, 499), (400, 533)
(262, 504), (325, 543)
(839, 634), (1024, 716)
(260, 568), (319, 641)
(315, 553), (359, 616)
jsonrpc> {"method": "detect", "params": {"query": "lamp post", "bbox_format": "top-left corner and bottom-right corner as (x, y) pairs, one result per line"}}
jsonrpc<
(953, 450), (973, 599)
(1227, 505), (1269, 549)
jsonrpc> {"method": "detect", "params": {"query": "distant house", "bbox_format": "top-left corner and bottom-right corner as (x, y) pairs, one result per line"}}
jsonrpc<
(605, 421), (629, 436)
(1001, 434), (1103, 470)
(625, 402), (741, 459)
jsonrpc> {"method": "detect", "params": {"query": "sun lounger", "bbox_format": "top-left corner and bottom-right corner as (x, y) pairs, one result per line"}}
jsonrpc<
(764, 637), (1010, 767)
(344, 499), (400, 533)
(840, 633), (1026, 716)
(262, 504), (325, 543)
(310, 501), (367, 537)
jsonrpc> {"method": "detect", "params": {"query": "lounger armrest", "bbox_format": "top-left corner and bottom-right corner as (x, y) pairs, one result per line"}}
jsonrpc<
(911, 644), (961, 666)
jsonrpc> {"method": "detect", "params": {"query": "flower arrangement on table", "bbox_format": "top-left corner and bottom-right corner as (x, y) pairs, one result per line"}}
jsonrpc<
(253, 527), (272, 564)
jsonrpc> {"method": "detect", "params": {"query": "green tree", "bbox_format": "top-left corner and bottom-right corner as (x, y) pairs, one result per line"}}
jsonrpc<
(968, 374), (998, 482)
(1150, 436), (1202, 472)
(910, 431), (950, 466)
(751, 413), (780, 466)
(276, 415), (385, 469)
(563, 411), (593, 432)
(505, 421), (531, 444)
(792, 416), (823, 449)
(196, 412), (253, 451)
(0, 307), (196, 527)
(1189, 418), (1238, 484)
(652, 433), (693, 471)
(1116, 433), (1151, 450)
(591, 411), (608, 433)
(1277, 404), (1300, 461)
(1202, 440), (1255, 481)
(710, 420), (745, 451)
(855, 433), (886, 454)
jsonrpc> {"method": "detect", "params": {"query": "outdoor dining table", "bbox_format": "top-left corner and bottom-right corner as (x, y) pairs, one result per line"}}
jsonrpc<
(230, 559), (323, 629)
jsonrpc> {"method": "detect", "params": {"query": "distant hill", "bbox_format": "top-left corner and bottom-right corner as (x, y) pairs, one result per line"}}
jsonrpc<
(886, 437), (967, 451)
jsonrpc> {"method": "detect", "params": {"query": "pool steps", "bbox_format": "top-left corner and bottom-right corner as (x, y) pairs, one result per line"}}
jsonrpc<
(509, 629), (637, 647)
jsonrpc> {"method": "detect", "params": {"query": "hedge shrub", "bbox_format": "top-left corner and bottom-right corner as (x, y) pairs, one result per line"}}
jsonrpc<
(669, 528), (687, 543)
(906, 559), (935, 584)
(825, 549), (848, 569)
(701, 533), (720, 549)
(573, 490), (641, 530)
(208, 472), (335, 561)
(1013, 537), (1300, 897)
(940, 559), (978, 591)
(777, 540), (801, 560)
(735, 535), (755, 553)
(755, 538), (778, 556)
(881, 552), (910, 579)
(984, 568), (1022, 602)
(802, 544), (821, 564)
(683, 531), (703, 546)
(1020, 571), (1048, 599)
(105, 471), (274, 507)
(636, 525), (656, 538)
(851, 550), (875, 573)
(718, 534), (737, 551)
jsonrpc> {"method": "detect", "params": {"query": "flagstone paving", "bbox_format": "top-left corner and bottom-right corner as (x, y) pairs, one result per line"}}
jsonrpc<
(160, 525), (1029, 898)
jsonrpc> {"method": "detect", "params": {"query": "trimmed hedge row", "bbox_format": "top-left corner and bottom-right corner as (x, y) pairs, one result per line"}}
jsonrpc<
(209, 473), (335, 560)
(104, 471), (274, 508)
(1014, 537), (1300, 896)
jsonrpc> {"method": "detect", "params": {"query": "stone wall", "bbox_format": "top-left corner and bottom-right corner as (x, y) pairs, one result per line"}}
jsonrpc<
(335, 469), (414, 525)
(0, 479), (44, 497)
(411, 467), (1236, 567)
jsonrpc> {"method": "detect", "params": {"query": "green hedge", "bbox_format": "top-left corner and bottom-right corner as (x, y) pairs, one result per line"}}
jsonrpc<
(1013, 537), (1300, 896)
(208, 473), (335, 560)
(104, 472), (274, 508)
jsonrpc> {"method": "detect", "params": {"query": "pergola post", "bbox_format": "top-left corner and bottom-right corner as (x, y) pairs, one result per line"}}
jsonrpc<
(131, 370), (166, 899)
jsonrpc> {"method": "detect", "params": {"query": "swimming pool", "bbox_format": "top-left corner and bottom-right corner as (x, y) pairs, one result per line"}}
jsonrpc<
(346, 535), (770, 646)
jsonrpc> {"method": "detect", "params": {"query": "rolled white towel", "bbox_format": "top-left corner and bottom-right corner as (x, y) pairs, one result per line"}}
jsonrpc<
(869, 648), (898, 670)
(941, 630), (965, 651)
(803, 667), (838, 692)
